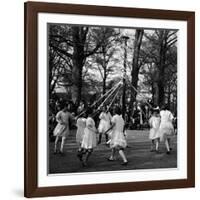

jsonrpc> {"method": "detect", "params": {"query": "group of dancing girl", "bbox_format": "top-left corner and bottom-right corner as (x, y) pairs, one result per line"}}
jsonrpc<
(52, 102), (175, 167)
(53, 104), (128, 167)
(149, 105), (175, 154)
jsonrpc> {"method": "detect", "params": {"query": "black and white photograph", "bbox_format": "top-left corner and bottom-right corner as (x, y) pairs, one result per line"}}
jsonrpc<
(48, 23), (178, 174)
(23, 1), (195, 197)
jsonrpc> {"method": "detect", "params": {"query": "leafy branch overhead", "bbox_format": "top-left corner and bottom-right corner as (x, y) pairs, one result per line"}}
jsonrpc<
(48, 24), (177, 111)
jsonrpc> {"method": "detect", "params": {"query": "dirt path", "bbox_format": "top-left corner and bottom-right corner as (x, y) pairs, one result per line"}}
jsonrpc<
(49, 130), (177, 174)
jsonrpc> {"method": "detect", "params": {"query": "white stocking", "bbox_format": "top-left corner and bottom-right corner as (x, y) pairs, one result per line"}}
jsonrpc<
(165, 139), (170, 152)
(60, 137), (66, 152)
(155, 139), (159, 151)
(119, 150), (127, 162)
(54, 136), (59, 152)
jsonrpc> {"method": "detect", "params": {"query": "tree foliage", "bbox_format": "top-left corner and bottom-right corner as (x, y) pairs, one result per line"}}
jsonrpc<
(48, 24), (177, 114)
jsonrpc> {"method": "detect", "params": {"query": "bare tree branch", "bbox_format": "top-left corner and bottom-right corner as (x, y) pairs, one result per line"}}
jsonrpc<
(50, 34), (73, 46)
(50, 43), (73, 58)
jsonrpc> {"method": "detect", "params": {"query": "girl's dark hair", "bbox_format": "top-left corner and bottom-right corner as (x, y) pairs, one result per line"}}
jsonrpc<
(60, 103), (66, 110)
(115, 106), (122, 115)
(152, 109), (159, 114)
(161, 104), (169, 111)
(86, 107), (93, 116)
(151, 106), (159, 113)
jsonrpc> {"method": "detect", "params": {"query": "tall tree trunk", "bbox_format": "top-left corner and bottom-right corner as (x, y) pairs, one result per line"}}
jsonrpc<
(49, 50), (56, 98)
(153, 30), (168, 107)
(167, 85), (171, 109)
(129, 29), (144, 115)
(72, 58), (84, 105)
(158, 43), (166, 106)
(153, 81), (159, 106)
(103, 71), (106, 95)
(102, 52), (107, 96)
(71, 27), (88, 107)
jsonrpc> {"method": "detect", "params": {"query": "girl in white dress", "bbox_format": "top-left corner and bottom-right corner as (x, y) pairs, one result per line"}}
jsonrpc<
(159, 105), (174, 154)
(149, 109), (161, 152)
(53, 105), (72, 154)
(98, 106), (112, 144)
(76, 114), (86, 151)
(108, 106), (128, 165)
(77, 108), (98, 166)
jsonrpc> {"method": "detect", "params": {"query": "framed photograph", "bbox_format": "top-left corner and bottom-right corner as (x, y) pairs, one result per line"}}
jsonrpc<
(24, 1), (195, 198)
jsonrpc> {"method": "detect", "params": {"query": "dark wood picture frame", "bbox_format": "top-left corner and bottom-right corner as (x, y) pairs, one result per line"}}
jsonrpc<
(24, 1), (195, 198)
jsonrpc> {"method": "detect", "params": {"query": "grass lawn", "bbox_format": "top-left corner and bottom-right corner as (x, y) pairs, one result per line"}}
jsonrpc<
(49, 129), (177, 174)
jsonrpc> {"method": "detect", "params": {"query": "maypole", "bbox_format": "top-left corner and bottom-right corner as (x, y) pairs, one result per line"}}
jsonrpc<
(121, 35), (129, 118)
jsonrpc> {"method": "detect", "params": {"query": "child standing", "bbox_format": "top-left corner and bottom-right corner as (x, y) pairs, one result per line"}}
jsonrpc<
(108, 106), (128, 165)
(53, 104), (72, 155)
(77, 108), (98, 166)
(149, 109), (161, 152)
(98, 106), (112, 144)
(159, 105), (174, 154)
(76, 114), (86, 152)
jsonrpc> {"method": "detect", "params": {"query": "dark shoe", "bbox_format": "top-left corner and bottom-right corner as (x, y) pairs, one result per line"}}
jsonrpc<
(121, 161), (128, 166)
(107, 158), (115, 161)
(166, 151), (171, 155)
(59, 151), (65, 156)
(53, 150), (58, 154)
(170, 148), (172, 151)
(82, 161), (87, 167)
(77, 152), (83, 161)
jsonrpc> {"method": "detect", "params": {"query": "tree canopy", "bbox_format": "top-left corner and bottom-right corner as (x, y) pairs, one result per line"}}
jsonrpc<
(48, 24), (177, 115)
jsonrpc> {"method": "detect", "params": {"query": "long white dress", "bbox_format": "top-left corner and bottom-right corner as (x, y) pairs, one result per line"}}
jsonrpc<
(159, 110), (174, 141)
(110, 114), (127, 149)
(149, 116), (161, 140)
(81, 117), (97, 149)
(98, 112), (112, 133)
(76, 117), (86, 144)
(53, 110), (71, 138)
